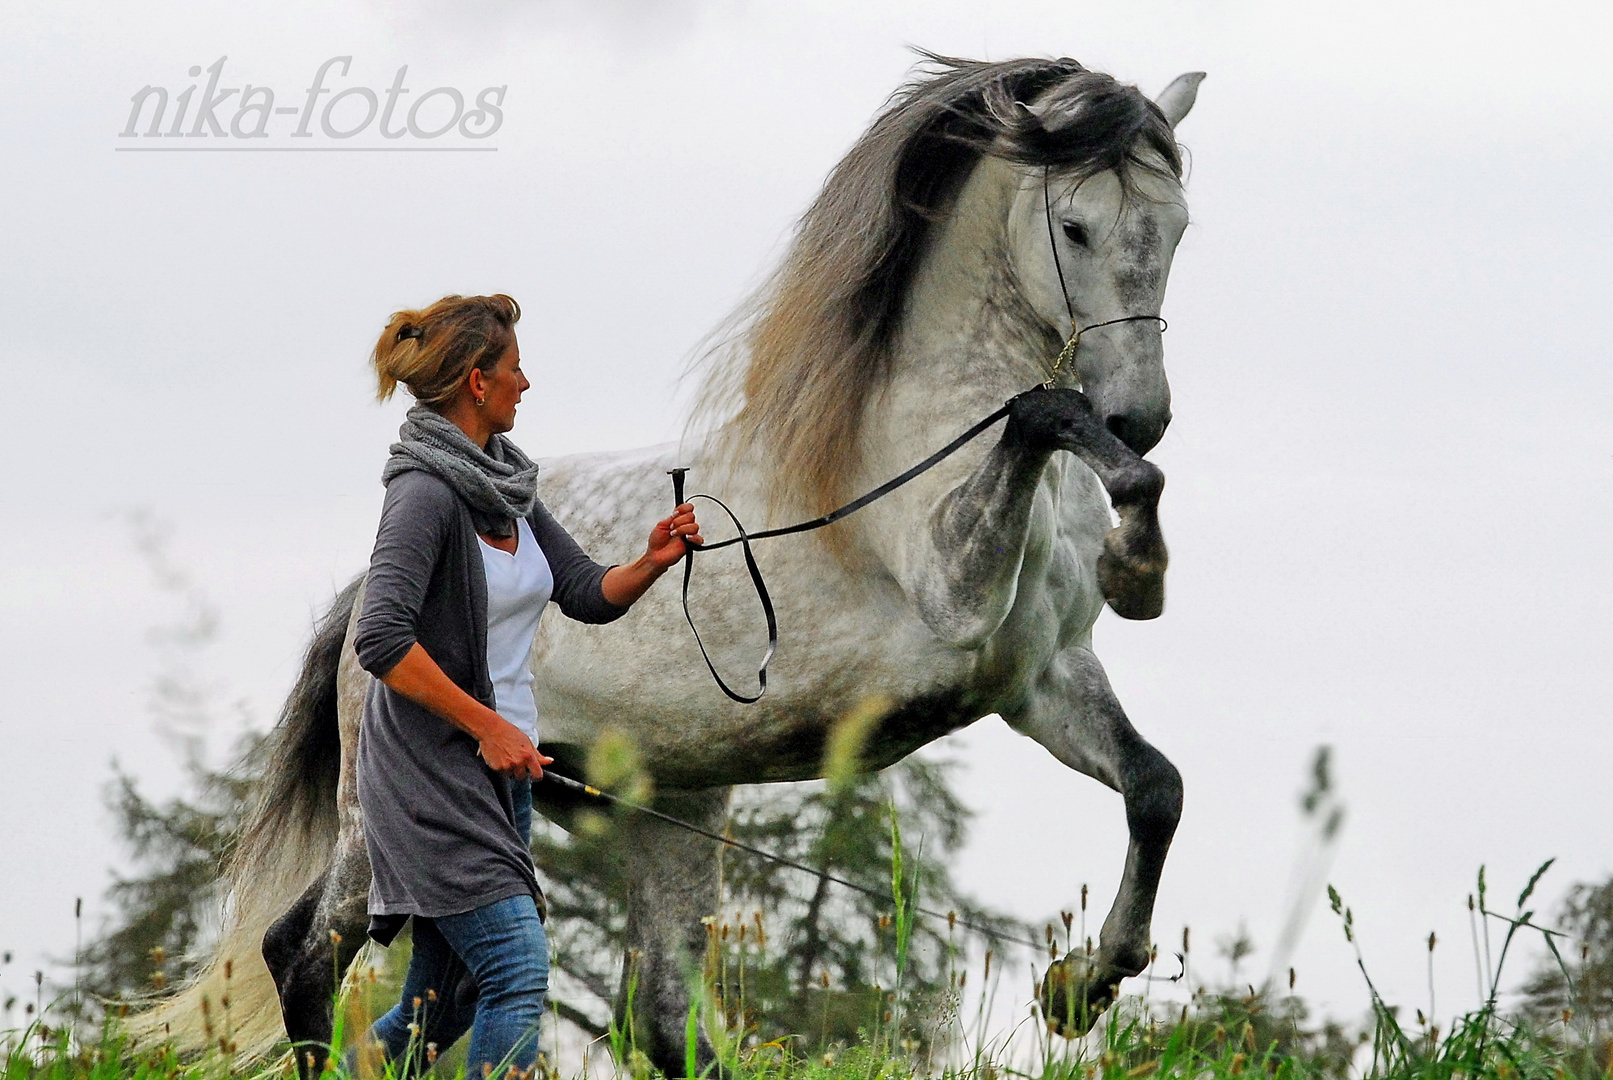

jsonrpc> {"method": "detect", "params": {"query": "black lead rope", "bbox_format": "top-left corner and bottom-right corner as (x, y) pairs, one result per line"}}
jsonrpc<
(668, 403), (1014, 703)
(667, 482), (780, 705)
(669, 167), (1166, 703)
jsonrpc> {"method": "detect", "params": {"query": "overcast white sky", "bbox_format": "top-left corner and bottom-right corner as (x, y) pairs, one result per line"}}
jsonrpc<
(1, 0), (1609, 1046)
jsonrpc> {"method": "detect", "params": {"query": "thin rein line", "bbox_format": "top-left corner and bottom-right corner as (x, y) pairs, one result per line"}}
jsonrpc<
(683, 404), (1016, 554)
(680, 316), (1165, 559)
(541, 772), (1050, 957)
(541, 771), (1186, 981)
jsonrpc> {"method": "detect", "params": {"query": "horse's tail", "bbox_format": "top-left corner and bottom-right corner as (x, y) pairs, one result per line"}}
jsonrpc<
(129, 576), (362, 1059)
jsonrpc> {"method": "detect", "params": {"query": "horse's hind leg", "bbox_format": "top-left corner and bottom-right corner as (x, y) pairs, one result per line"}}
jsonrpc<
(617, 787), (730, 1077)
(1004, 645), (1183, 1035)
(263, 833), (371, 1080)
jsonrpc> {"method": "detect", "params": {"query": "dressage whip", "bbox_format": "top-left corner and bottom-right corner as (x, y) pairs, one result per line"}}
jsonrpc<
(541, 770), (1046, 955)
(541, 769), (1184, 985)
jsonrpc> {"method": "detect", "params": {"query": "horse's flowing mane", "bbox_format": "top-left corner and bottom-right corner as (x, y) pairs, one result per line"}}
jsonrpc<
(691, 54), (1183, 528)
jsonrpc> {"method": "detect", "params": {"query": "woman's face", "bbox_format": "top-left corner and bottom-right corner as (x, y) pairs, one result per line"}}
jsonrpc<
(475, 340), (529, 434)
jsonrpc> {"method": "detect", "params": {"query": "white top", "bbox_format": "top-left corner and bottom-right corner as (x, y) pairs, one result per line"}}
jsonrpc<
(477, 517), (553, 745)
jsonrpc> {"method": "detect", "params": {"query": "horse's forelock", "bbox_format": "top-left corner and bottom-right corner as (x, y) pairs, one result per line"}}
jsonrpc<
(691, 55), (1181, 545)
(1006, 69), (1184, 188)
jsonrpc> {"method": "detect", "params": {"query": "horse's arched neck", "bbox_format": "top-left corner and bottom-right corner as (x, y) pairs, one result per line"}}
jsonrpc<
(888, 156), (1057, 421)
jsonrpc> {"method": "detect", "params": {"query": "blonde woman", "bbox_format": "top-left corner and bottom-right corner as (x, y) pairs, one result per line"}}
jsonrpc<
(353, 294), (701, 1076)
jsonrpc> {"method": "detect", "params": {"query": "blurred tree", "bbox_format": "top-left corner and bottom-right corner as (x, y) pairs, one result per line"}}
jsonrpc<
(532, 750), (1029, 1053)
(1521, 877), (1613, 1071)
(78, 736), (264, 1007)
(75, 512), (266, 1012)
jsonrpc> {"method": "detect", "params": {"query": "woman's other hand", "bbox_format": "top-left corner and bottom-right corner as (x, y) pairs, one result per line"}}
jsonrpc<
(380, 644), (553, 779)
(646, 503), (704, 569)
(477, 720), (554, 780)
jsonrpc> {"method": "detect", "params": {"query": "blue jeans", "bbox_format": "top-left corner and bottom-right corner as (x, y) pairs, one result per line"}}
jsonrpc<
(371, 782), (544, 1076)
(512, 777), (532, 847)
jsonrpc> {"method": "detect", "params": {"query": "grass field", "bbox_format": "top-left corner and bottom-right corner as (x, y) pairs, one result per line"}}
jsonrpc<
(4, 862), (1605, 1080)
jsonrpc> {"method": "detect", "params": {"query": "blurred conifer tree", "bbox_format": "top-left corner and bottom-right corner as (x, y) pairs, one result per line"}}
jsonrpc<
(1521, 878), (1613, 1071)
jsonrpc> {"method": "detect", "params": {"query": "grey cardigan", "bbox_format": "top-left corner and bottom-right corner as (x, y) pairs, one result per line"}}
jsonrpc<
(353, 468), (628, 934)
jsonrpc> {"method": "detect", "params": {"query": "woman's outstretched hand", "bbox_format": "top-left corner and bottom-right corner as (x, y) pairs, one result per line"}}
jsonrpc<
(646, 503), (704, 569)
(600, 503), (705, 607)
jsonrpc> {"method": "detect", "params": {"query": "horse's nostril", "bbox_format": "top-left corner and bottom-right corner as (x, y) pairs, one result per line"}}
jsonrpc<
(1105, 415), (1129, 442)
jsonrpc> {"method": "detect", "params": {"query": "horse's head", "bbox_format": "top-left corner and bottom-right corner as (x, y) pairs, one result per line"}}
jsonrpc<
(1006, 72), (1202, 456)
(701, 57), (1205, 529)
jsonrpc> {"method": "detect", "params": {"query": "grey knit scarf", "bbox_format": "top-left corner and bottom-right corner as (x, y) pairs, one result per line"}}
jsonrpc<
(382, 405), (539, 539)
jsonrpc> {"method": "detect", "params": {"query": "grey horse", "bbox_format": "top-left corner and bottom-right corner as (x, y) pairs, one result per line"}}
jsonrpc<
(137, 54), (1203, 1076)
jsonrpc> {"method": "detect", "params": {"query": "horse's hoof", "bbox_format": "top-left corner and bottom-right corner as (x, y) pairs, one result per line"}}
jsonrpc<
(1098, 551), (1165, 620)
(1037, 953), (1123, 1038)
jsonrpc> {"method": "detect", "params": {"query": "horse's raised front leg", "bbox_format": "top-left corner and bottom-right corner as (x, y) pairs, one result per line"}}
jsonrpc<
(1002, 644), (1182, 1036)
(262, 829), (371, 1080)
(617, 787), (730, 1077)
(910, 388), (1165, 646)
(1005, 387), (1168, 619)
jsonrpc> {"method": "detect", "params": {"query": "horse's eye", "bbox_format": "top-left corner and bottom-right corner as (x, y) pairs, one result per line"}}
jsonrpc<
(1062, 221), (1089, 248)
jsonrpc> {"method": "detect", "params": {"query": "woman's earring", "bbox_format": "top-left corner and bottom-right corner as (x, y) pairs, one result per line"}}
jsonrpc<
(475, 396), (486, 407)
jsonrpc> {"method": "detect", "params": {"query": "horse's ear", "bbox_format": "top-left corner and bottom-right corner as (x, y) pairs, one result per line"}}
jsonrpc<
(1154, 72), (1206, 129)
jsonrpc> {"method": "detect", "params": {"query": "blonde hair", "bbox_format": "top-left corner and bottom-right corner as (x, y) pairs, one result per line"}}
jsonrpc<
(372, 294), (522, 406)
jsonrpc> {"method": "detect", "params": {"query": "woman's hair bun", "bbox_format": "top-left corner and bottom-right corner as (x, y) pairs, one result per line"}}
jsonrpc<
(372, 295), (520, 405)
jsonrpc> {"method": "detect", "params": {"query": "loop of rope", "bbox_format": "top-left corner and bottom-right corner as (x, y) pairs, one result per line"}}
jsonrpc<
(669, 405), (1012, 701)
(675, 491), (778, 704)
